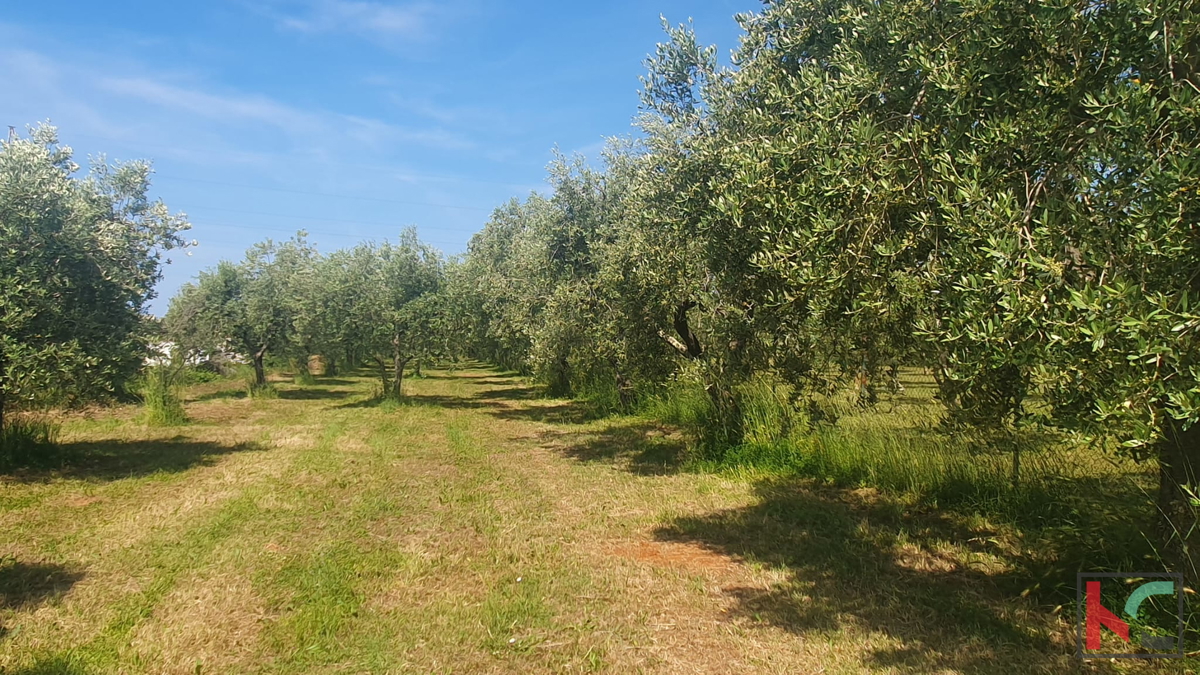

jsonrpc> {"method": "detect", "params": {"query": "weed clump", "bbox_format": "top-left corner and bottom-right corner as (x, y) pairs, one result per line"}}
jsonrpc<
(138, 366), (189, 426)
(0, 415), (62, 471)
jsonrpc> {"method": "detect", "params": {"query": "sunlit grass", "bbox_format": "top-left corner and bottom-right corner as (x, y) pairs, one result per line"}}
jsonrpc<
(0, 364), (1185, 673)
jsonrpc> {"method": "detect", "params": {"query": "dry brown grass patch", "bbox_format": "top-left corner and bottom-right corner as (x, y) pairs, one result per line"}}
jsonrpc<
(128, 571), (267, 673)
(606, 540), (740, 575)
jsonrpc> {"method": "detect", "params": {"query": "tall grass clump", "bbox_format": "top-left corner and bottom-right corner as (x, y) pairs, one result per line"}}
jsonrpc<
(247, 382), (279, 399)
(0, 416), (62, 471)
(292, 361), (317, 386)
(574, 372), (634, 417)
(645, 371), (1106, 513)
(736, 374), (805, 446)
(138, 365), (189, 426)
(644, 373), (806, 460)
(642, 379), (726, 454)
(710, 422), (1106, 515)
(792, 428), (1016, 503)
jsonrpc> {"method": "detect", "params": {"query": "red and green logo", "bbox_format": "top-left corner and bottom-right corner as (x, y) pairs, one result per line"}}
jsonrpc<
(1077, 572), (1183, 659)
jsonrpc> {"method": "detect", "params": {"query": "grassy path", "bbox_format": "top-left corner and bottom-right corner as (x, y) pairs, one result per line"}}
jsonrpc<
(0, 367), (1136, 673)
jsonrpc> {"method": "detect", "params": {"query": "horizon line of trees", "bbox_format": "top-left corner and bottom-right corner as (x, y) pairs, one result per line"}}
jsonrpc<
(165, 229), (456, 400)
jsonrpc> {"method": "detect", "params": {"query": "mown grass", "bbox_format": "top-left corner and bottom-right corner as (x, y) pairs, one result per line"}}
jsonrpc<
(0, 365), (1186, 673)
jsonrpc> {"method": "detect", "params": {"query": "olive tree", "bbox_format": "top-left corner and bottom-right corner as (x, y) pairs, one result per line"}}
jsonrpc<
(697, 0), (1200, 571)
(0, 124), (189, 431)
(167, 234), (315, 387)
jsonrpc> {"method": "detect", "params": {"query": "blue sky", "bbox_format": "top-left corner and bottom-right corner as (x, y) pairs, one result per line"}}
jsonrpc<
(1, 1), (756, 313)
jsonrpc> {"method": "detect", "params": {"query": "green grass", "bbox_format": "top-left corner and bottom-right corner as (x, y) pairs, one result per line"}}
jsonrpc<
(645, 368), (1173, 611)
(0, 365), (1188, 673)
(246, 383), (279, 400)
(647, 369), (1136, 510)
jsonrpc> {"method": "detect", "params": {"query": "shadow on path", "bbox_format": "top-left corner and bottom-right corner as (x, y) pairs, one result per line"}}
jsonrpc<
(543, 420), (684, 475)
(191, 388), (246, 402)
(654, 478), (1111, 674)
(0, 560), (84, 612)
(337, 394), (492, 411)
(315, 378), (356, 386)
(2, 658), (90, 675)
(2, 438), (263, 483)
(486, 400), (604, 425)
(473, 386), (540, 401)
(0, 559), (86, 641)
(276, 387), (354, 401)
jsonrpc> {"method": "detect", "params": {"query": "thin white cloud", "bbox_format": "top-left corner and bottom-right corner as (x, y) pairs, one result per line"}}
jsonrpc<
(275, 0), (434, 39)
(99, 77), (320, 133)
(94, 75), (474, 153)
(385, 94), (512, 131)
(343, 114), (476, 151)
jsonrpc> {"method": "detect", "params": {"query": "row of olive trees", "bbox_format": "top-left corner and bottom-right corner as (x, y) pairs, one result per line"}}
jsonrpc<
(165, 229), (453, 399)
(0, 124), (190, 436)
(458, 0), (1200, 574)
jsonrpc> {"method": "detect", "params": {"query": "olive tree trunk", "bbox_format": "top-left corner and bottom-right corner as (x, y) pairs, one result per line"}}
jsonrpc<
(252, 345), (267, 386)
(374, 356), (389, 396)
(1157, 416), (1200, 587)
(391, 334), (412, 399)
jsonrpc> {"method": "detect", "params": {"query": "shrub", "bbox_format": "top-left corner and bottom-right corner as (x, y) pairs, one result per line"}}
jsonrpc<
(180, 365), (223, 385)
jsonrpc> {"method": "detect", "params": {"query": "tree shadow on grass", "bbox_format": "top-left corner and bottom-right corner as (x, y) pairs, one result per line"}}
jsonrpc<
(2, 437), (263, 483)
(276, 387), (355, 401)
(486, 400), (607, 425)
(0, 559), (86, 641)
(472, 377), (526, 386)
(0, 560), (84, 612)
(190, 388), (246, 402)
(336, 394), (491, 411)
(474, 386), (540, 401)
(406, 372), (459, 380)
(542, 420), (685, 475)
(654, 478), (1120, 674)
(315, 378), (357, 386)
